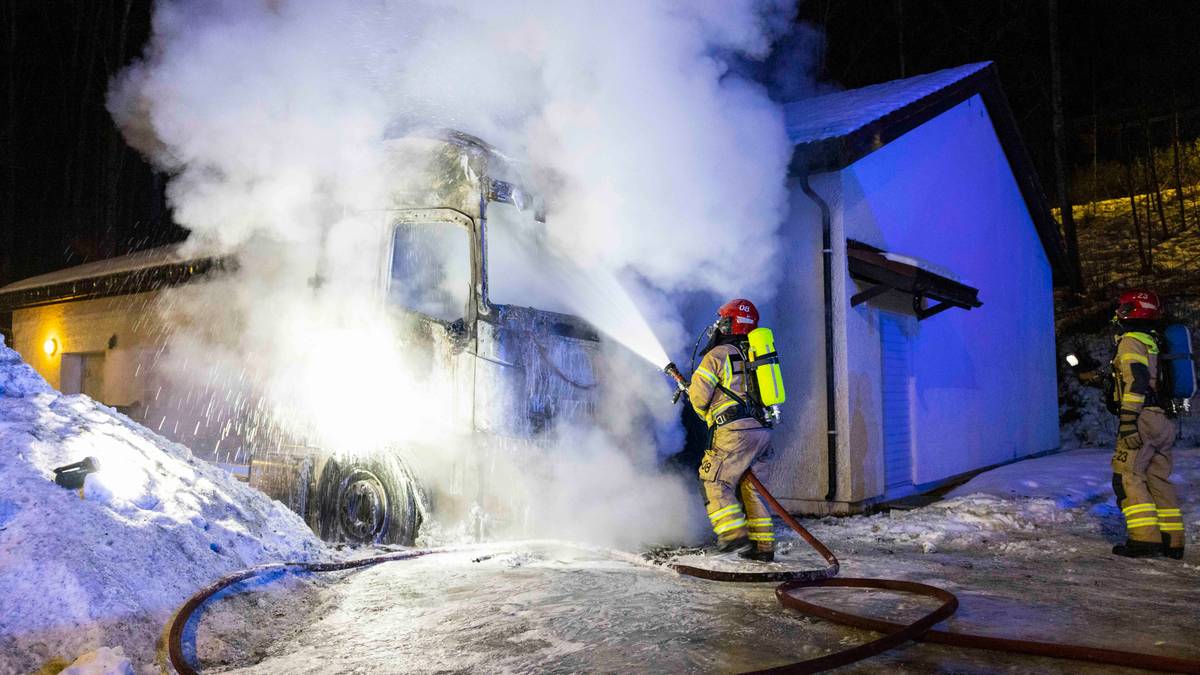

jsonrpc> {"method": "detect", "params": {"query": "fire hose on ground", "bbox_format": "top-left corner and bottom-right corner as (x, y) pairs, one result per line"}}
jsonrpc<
(675, 472), (1200, 674)
(162, 470), (1200, 674)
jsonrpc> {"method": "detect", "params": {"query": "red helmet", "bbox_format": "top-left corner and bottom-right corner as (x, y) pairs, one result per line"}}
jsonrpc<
(1116, 289), (1162, 321)
(717, 298), (759, 335)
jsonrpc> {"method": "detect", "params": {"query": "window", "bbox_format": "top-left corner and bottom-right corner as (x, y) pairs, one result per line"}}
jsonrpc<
(389, 221), (471, 323)
(485, 201), (573, 314)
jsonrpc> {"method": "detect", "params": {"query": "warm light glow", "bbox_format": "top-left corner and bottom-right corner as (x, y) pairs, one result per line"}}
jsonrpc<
(1065, 353), (1079, 368)
(43, 338), (59, 357)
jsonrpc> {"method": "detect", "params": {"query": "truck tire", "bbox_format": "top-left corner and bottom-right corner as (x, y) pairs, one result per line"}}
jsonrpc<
(312, 454), (422, 545)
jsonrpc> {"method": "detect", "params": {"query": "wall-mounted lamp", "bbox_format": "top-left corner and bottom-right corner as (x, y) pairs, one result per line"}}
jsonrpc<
(1064, 350), (1104, 388)
(43, 337), (59, 357)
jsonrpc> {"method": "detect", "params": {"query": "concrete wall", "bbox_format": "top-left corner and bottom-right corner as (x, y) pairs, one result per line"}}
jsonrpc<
(838, 94), (1059, 502)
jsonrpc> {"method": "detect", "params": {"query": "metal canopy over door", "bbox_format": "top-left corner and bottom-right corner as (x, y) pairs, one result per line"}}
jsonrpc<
(879, 312), (914, 496)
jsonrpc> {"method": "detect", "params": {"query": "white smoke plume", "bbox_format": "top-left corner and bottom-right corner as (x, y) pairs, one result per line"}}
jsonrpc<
(109, 0), (809, 547)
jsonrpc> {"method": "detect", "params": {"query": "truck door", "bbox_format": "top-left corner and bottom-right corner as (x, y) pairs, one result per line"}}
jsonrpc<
(386, 209), (478, 424)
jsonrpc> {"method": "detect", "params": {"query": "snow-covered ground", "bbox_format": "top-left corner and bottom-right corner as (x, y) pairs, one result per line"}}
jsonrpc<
(189, 445), (1200, 674)
(0, 338), (326, 674)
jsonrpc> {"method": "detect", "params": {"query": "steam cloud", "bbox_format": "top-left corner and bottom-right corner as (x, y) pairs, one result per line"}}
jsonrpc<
(109, 0), (808, 547)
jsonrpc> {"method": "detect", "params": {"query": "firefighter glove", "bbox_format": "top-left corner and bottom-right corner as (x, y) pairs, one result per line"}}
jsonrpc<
(1118, 410), (1142, 449)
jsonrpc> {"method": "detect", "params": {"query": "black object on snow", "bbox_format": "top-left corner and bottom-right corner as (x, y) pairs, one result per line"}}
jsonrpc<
(52, 456), (101, 490)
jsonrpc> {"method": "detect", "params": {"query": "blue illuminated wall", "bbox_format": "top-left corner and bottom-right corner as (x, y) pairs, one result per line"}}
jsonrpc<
(837, 94), (1059, 499)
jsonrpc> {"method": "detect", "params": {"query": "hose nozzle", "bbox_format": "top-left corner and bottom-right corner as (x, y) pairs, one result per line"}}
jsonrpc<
(664, 362), (688, 404)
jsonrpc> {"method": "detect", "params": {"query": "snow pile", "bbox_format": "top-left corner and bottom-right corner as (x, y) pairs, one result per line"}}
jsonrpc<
(808, 447), (1136, 557)
(1058, 331), (1118, 448)
(810, 494), (1079, 556)
(0, 338), (325, 674)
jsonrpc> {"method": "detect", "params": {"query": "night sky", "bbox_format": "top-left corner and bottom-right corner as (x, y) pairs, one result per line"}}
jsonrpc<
(2, 1), (1198, 291)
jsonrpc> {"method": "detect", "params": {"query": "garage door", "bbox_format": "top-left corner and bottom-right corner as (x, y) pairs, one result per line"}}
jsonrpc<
(880, 313), (913, 494)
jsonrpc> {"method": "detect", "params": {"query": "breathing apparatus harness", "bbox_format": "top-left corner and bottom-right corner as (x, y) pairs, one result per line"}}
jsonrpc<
(688, 321), (777, 428)
(665, 315), (785, 425)
(1105, 319), (1178, 417)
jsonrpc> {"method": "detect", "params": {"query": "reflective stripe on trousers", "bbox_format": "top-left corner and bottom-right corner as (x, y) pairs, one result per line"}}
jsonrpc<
(701, 424), (773, 547)
(747, 516), (774, 542)
(1158, 507), (1184, 532)
(1122, 502), (1159, 532)
(708, 503), (747, 536)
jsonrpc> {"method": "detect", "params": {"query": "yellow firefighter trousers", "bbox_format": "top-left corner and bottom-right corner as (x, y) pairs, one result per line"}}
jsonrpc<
(1112, 408), (1183, 547)
(700, 421), (774, 552)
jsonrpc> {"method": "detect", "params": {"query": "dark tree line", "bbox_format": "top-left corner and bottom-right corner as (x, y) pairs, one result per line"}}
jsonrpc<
(799, 0), (1200, 298)
(3, 0), (1200, 301)
(0, 0), (183, 293)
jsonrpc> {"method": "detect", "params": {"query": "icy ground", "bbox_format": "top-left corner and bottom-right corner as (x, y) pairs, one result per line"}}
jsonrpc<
(193, 446), (1200, 674)
(0, 338), (324, 674)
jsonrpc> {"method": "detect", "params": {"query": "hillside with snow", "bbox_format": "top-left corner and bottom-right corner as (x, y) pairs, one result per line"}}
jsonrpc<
(1057, 185), (1200, 330)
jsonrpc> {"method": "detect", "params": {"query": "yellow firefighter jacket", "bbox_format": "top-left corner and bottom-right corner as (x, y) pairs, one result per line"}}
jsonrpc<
(688, 343), (763, 430)
(1113, 331), (1160, 414)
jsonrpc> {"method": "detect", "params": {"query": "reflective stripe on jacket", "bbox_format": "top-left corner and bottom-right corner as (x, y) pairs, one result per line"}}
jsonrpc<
(1113, 332), (1159, 413)
(689, 343), (757, 427)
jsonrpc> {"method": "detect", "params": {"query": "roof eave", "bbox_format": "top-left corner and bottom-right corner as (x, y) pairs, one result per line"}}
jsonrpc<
(0, 257), (227, 312)
(788, 64), (1073, 284)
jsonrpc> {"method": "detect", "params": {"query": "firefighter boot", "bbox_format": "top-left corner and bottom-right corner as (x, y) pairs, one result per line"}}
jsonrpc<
(1111, 539), (1164, 558)
(737, 547), (774, 563)
(715, 536), (752, 554)
(1162, 533), (1184, 560)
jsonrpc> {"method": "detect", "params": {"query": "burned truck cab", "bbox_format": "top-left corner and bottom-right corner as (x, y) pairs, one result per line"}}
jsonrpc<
(252, 131), (602, 545)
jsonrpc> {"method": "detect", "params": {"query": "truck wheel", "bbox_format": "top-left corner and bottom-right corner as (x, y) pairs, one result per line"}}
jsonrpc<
(312, 455), (422, 545)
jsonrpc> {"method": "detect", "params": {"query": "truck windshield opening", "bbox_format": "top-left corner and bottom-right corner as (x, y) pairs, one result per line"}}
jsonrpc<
(389, 220), (470, 323)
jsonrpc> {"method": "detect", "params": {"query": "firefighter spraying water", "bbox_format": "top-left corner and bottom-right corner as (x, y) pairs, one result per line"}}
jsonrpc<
(663, 299), (786, 561)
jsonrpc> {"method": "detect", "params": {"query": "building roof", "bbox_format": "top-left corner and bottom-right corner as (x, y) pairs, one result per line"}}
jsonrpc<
(0, 245), (189, 294)
(785, 62), (992, 146)
(0, 244), (225, 311)
(784, 62), (1071, 280)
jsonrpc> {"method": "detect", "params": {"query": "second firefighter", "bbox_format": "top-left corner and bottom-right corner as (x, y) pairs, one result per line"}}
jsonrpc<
(1108, 290), (1185, 559)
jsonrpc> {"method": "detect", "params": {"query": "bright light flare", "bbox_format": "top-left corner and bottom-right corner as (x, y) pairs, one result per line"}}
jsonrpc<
(72, 435), (153, 506)
(43, 338), (58, 356)
(253, 299), (460, 458)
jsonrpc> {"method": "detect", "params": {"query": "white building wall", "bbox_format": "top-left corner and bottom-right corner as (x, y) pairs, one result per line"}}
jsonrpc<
(839, 94), (1059, 499)
(766, 173), (851, 512)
